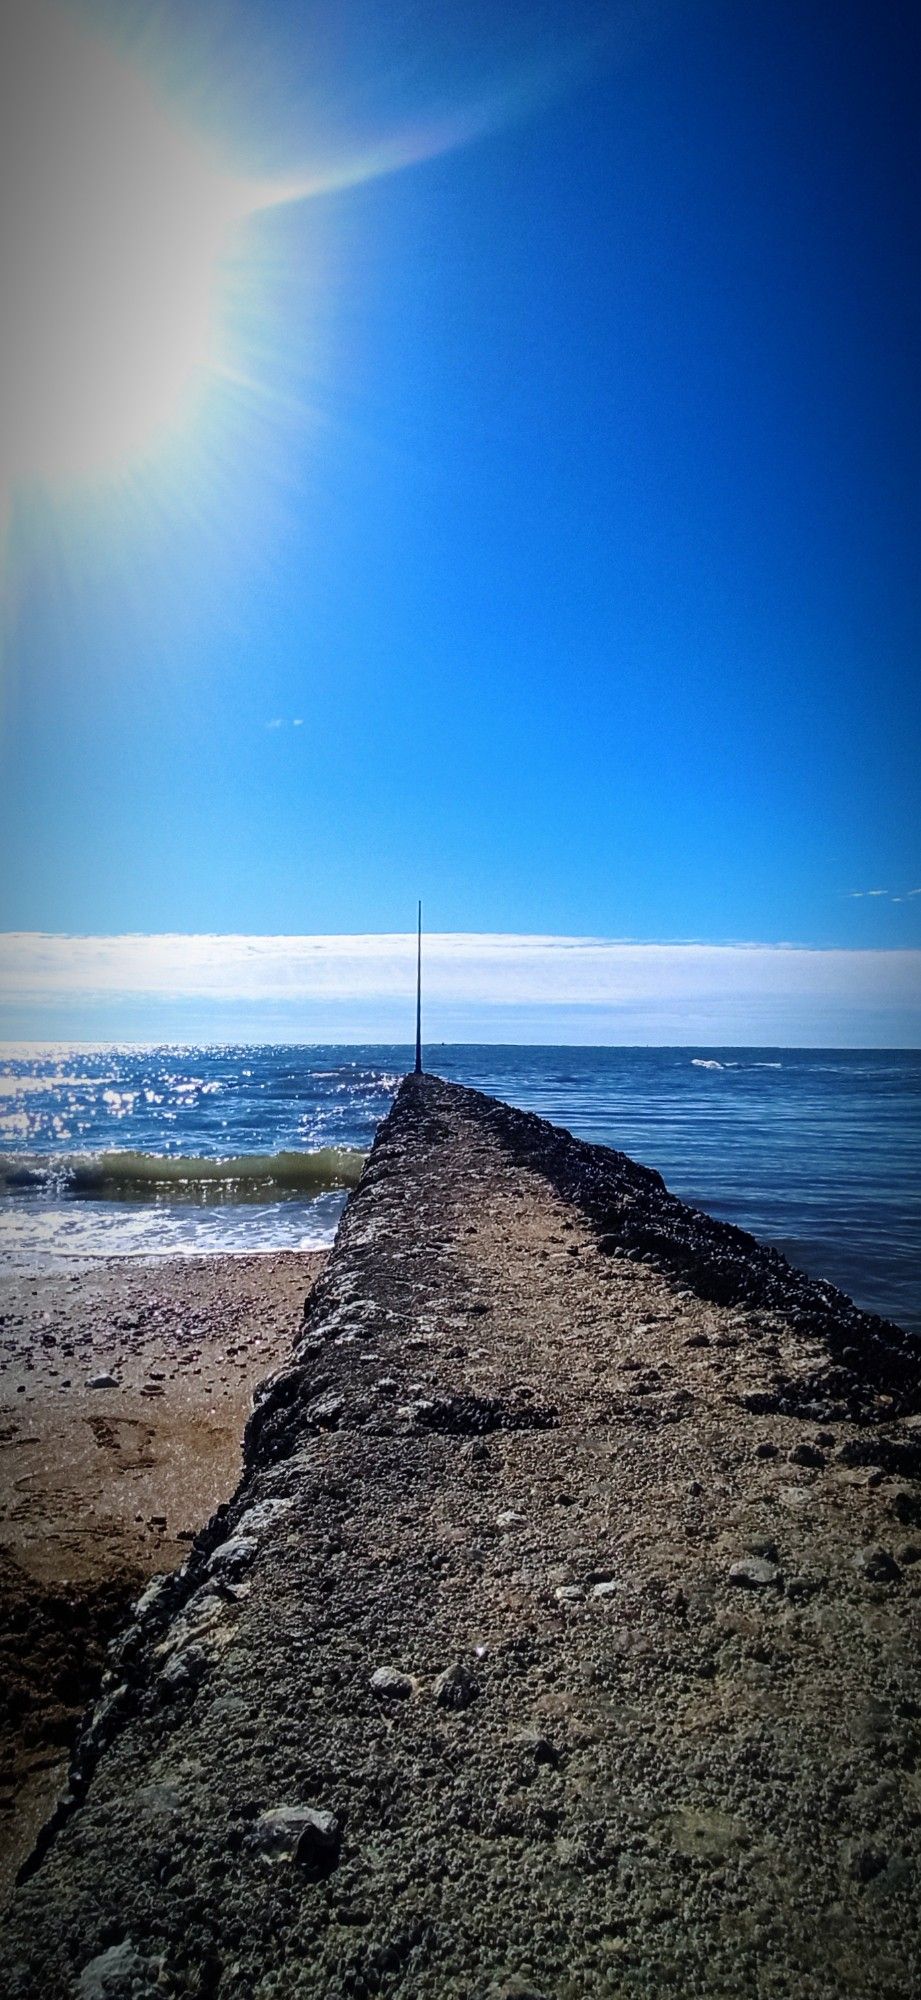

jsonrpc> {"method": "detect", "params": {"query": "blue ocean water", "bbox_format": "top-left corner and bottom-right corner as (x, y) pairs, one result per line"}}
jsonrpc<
(0, 1044), (918, 1333)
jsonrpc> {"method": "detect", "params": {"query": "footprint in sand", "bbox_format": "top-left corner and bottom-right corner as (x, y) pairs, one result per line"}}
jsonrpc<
(85, 1414), (156, 1471)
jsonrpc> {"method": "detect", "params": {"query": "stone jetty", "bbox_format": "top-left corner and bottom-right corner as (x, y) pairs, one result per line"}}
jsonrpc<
(3, 1074), (921, 1998)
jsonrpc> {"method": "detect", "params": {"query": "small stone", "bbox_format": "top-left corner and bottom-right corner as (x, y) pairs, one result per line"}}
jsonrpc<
(253, 1804), (341, 1863)
(207, 1535), (258, 1579)
(554, 1584), (585, 1604)
(788, 1443), (825, 1468)
(851, 1844), (888, 1883)
(306, 1390), (345, 1427)
(433, 1661), (478, 1710)
(463, 1439), (489, 1463)
(854, 1547), (901, 1584)
(591, 1579), (618, 1600)
(86, 1371), (118, 1390)
(496, 1509), (522, 1528)
(754, 1441), (778, 1459)
(898, 1542), (921, 1565)
(133, 1574), (170, 1621)
(370, 1665), (413, 1700)
(157, 1643), (211, 1695)
(785, 1573), (824, 1602)
(728, 1557), (782, 1588)
(78, 1940), (145, 1997)
(514, 1729), (558, 1767)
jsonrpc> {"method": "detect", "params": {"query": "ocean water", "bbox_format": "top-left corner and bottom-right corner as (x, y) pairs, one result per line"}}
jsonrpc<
(0, 1044), (918, 1333)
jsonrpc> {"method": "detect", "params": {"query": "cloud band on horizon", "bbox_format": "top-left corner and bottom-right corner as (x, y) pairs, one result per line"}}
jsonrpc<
(0, 933), (918, 1047)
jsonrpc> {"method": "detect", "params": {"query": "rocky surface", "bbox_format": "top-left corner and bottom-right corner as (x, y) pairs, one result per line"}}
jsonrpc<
(2, 1073), (920, 1997)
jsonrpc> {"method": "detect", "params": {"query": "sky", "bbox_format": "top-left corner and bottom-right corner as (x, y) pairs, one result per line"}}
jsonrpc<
(0, 0), (919, 1043)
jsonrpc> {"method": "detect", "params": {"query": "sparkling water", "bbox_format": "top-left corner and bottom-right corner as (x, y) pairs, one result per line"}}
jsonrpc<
(0, 1043), (918, 1332)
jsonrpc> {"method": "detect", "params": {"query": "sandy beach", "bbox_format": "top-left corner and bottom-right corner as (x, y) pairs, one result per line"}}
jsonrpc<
(0, 1250), (325, 1902)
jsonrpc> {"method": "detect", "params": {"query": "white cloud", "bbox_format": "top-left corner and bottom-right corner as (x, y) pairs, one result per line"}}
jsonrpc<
(849, 888), (919, 903)
(0, 932), (919, 1046)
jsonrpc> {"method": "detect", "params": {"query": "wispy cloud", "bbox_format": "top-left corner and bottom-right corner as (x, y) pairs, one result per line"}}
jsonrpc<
(849, 888), (921, 901)
(264, 718), (304, 731)
(0, 933), (919, 1046)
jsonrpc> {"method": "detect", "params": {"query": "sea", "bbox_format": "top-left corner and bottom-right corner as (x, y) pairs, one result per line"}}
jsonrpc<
(0, 1045), (918, 1334)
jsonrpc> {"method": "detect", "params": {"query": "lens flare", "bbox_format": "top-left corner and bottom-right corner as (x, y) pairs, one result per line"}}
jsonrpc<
(0, 0), (605, 549)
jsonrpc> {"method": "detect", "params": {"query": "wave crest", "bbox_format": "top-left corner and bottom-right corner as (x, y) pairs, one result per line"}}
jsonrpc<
(0, 1147), (366, 1203)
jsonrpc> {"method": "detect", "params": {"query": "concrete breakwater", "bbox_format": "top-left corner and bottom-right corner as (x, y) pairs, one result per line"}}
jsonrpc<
(3, 1072), (921, 1998)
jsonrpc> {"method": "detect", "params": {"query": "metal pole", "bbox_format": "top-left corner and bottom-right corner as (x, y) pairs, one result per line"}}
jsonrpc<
(414, 900), (423, 1074)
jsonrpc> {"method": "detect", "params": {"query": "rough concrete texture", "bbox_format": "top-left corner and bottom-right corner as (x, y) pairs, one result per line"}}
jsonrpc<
(2, 1073), (921, 1999)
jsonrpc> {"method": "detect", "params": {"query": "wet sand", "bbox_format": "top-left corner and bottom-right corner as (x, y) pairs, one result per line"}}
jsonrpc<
(0, 1251), (325, 1902)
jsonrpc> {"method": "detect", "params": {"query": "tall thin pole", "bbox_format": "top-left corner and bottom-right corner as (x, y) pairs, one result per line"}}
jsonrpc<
(414, 900), (423, 1074)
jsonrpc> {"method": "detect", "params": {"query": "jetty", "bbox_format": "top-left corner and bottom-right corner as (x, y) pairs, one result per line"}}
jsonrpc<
(3, 1074), (921, 1998)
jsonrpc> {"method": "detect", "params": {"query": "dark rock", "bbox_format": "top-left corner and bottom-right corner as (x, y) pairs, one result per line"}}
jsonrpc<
(207, 1535), (258, 1580)
(433, 1662), (478, 1709)
(157, 1642), (212, 1696)
(788, 1443), (826, 1468)
(890, 1487), (921, 1527)
(854, 1548), (901, 1584)
(253, 1805), (341, 1864)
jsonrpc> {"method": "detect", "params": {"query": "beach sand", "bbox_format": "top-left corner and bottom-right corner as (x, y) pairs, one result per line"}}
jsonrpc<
(0, 1250), (325, 1903)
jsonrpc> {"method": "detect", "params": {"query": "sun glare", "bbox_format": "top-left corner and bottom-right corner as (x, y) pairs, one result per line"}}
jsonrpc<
(0, 0), (258, 494)
(0, 0), (596, 542)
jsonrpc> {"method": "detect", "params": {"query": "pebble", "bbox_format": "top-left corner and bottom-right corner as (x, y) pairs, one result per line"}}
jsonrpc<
(306, 1391), (345, 1427)
(788, 1443), (825, 1468)
(370, 1665), (413, 1699)
(554, 1584), (585, 1604)
(433, 1661), (478, 1709)
(253, 1804), (341, 1863)
(591, 1580), (619, 1600)
(78, 1939), (146, 1997)
(728, 1557), (782, 1588)
(157, 1643), (212, 1695)
(514, 1729), (558, 1767)
(133, 1574), (170, 1621)
(86, 1372), (118, 1390)
(207, 1535), (258, 1580)
(854, 1547), (901, 1584)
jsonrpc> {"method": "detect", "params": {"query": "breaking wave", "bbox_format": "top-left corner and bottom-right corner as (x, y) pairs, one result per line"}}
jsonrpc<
(0, 1147), (366, 1204)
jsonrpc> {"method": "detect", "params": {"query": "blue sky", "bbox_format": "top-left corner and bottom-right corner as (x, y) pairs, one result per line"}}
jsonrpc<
(0, 0), (919, 1040)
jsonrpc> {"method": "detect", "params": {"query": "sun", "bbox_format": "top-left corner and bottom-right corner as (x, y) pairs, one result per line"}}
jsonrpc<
(0, 0), (259, 494)
(0, 0), (588, 527)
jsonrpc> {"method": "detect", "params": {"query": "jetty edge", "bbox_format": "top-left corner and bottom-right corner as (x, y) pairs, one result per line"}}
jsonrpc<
(3, 1072), (920, 1999)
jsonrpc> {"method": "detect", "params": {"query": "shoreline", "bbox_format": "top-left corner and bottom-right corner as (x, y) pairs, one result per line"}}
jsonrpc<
(4, 1074), (920, 1995)
(0, 1249), (326, 1903)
